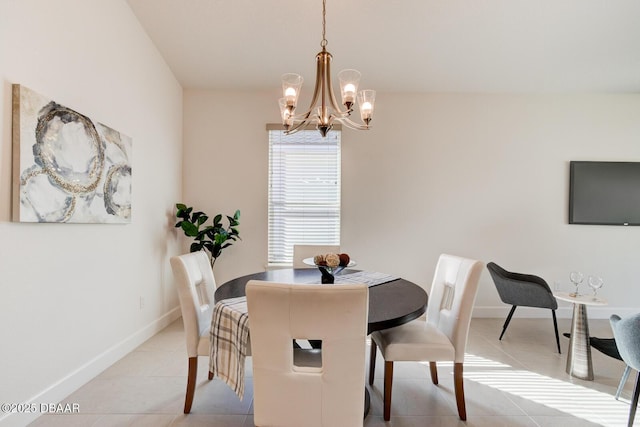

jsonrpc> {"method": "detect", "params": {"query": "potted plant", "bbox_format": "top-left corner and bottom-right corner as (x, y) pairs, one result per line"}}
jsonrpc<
(174, 203), (241, 268)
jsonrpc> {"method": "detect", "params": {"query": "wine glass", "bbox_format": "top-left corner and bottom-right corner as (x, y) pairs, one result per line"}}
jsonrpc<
(569, 271), (584, 296)
(588, 276), (604, 299)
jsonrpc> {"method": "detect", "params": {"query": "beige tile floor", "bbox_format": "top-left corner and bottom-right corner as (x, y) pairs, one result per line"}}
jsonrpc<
(28, 317), (635, 427)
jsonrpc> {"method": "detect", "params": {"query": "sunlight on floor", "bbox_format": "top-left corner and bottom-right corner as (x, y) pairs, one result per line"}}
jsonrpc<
(426, 355), (631, 427)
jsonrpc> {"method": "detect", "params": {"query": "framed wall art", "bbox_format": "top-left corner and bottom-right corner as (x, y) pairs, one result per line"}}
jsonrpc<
(12, 84), (132, 223)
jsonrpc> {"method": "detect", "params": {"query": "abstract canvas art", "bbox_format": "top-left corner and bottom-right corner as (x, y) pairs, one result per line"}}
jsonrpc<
(12, 84), (132, 223)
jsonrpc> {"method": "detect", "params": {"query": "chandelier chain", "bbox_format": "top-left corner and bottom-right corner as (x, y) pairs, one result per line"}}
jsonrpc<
(320, 0), (327, 48)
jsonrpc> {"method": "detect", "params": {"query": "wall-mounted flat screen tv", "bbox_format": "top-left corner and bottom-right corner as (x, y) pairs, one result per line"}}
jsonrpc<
(569, 161), (640, 225)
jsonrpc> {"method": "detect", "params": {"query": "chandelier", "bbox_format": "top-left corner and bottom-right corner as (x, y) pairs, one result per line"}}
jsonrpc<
(278, 0), (376, 137)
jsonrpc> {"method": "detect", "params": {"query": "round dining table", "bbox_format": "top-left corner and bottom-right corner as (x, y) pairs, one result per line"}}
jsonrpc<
(214, 268), (428, 417)
(214, 268), (429, 335)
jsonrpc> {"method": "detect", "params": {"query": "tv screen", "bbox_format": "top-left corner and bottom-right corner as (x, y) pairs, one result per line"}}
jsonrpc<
(569, 161), (640, 225)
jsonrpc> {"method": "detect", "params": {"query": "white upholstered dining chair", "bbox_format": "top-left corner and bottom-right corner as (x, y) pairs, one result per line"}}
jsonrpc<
(369, 254), (483, 421)
(246, 280), (369, 427)
(170, 251), (216, 413)
(292, 244), (340, 268)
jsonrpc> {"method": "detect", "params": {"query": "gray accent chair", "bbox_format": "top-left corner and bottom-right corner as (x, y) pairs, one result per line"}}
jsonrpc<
(592, 337), (632, 401)
(487, 262), (561, 353)
(611, 313), (640, 427)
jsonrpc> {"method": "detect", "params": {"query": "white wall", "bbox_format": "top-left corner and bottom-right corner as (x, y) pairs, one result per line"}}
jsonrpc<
(0, 1), (183, 425)
(183, 90), (273, 284)
(184, 90), (640, 319)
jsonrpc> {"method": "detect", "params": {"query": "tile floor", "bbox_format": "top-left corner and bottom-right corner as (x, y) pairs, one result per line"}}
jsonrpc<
(28, 317), (634, 427)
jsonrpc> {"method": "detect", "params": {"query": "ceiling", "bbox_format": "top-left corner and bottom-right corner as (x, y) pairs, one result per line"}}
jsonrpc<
(126, 0), (640, 93)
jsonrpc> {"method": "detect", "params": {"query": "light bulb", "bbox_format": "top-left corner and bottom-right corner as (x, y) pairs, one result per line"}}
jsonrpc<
(343, 83), (356, 106)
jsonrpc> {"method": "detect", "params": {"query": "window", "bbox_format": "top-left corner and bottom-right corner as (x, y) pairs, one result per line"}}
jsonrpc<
(267, 126), (341, 265)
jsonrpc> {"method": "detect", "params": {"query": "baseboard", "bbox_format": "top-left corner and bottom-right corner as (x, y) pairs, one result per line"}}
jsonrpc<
(473, 305), (638, 319)
(0, 307), (181, 427)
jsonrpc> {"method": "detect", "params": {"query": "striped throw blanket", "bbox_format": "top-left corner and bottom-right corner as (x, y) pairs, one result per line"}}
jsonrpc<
(209, 296), (250, 399)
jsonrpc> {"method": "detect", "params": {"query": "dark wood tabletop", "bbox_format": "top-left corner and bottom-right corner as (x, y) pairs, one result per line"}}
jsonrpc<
(214, 268), (428, 334)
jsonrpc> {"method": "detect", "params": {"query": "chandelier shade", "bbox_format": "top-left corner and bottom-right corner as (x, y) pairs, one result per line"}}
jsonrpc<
(278, 0), (376, 137)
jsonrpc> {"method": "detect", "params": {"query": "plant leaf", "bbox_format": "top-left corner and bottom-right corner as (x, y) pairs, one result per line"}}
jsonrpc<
(192, 211), (206, 222)
(214, 232), (228, 245)
(181, 222), (199, 237)
(212, 244), (222, 258)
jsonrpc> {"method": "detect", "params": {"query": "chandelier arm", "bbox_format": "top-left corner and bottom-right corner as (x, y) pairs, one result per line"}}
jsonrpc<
(334, 116), (371, 131)
(329, 109), (355, 120)
(287, 114), (369, 135)
(325, 56), (351, 117)
(286, 115), (312, 134)
(284, 124), (305, 136)
(289, 101), (315, 121)
(286, 49), (326, 133)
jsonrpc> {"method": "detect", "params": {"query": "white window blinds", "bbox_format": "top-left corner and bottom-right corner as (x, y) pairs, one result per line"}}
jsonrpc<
(268, 128), (341, 265)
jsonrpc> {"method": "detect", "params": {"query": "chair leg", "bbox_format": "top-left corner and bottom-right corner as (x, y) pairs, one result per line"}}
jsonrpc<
(184, 357), (198, 414)
(369, 340), (377, 385)
(552, 309), (561, 354)
(454, 362), (467, 421)
(628, 370), (640, 427)
(429, 361), (439, 384)
(500, 306), (517, 340)
(617, 365), (632, 400)
(383, 361), (394, 421)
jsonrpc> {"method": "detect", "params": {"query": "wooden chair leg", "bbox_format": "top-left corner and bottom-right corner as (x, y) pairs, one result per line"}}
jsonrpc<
(369, 340), (377, 385)
(383, 361), (394, 421)
(454, 362), (467, 421)
(429, 361), (439, 384)
(628, 370), (640, 427)
(552, 309), (561, 354)
(499, 306), (517, 340)
(184, 357), (198, 414)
